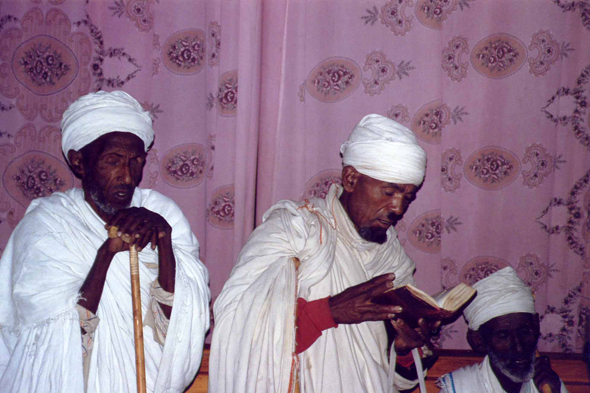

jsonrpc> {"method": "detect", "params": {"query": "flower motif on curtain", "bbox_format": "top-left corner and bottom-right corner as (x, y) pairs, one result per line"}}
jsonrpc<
(108, 0), (155, 32)
(552, 0), (590, 32)
(411, 100), (451, 144)
(521, 143), (563, 188)
(516, 253), (557, 292)
(408, 210), (443, 253)
(378, 0), (414, 36)
(415, 0), (458, 30)
(74, 14), (140, 91)
(208, 21), (221, 67)
(528, 30), (570, 77)
(387, 104), (410, 124)
(301, 58), (361, 103)
(465, 147), (520, 190)
(163, 29), (206, 75)
(207, 185), (235, 229)
(470, 34), (527, 79)
(539, 281), (583, 352)
(161, 143), (207, 188)
(301, 170), (342, 200)
(542, 63), (590, 151)
(0, 124), (73, 228)
(536, 169), (589, 261)
(460, 257), (509, 286)
(441, 148), (463, 193)
(0, 8), (92, 122)
(362, 51), (414, 96)
(216, 70), (238, 116)
(442, 36), (469, 82)
(408, 211), (462, 254)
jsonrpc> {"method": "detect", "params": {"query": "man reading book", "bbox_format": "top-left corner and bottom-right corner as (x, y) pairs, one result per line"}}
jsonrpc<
(209, 114), (439, 393)
(437, 267), (567, 393)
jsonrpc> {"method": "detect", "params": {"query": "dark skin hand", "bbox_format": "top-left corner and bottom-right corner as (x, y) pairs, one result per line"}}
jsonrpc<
(329, 273), (403, 324)
(328, 273), (441, 355)
(534, 356), (562, 393)
(78, 207), (176, 319)
(390, 317), (441, 356)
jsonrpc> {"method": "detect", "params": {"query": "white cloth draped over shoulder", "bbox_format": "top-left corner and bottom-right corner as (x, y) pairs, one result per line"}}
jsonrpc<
(209, 184), (418, 393)
(0, 188), (210, 393)
(437, 356), (569, 393)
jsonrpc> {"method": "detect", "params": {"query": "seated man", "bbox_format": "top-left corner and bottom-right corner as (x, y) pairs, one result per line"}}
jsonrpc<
(209, 114), (439, 393)
(0, 91), (210, 392)
(437, 267), (567, 393)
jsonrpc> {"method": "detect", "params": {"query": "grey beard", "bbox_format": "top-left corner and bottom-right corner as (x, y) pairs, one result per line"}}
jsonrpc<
(88, 187), (127, 217)
(488, 349), (535, 383)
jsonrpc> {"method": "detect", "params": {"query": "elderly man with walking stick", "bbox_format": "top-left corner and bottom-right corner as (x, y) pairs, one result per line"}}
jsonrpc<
(0, 90), (210, 393)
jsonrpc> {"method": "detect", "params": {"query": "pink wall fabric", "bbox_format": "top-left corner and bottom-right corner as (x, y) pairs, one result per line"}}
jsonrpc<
(0, 0), (589, 352)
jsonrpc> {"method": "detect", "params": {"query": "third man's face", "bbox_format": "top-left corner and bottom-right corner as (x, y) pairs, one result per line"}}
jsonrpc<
(481, 313), (540, 383)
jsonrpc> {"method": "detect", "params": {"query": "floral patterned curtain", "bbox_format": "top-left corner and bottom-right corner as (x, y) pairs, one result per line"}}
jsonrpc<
(1, 0), (589, 352)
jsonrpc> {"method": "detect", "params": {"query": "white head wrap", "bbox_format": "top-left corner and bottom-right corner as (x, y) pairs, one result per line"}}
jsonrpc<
(340, 114), (427, 186)
(464, 267), (536, 331)
(61, 90), (154, 162)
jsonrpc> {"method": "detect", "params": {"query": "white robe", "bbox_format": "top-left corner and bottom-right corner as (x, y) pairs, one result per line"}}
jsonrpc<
(0, 188), (210, 393)
(437, 355), (569, 393)
(209, 184), (418, 393)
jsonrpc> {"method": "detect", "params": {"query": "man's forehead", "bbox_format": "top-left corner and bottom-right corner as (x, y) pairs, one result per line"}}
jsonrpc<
(484, 312), (535, 331)
(85, 131), (145, 153)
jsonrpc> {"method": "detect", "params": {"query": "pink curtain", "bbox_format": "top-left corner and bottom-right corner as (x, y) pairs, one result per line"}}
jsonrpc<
(1, 0), (589, 352)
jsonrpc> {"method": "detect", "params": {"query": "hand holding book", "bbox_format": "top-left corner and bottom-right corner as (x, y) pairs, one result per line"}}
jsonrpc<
(372, 282), (477, 329)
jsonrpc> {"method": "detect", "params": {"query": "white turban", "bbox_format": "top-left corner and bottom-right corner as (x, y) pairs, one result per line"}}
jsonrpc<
(61, 90), (154, 162)
(464, 267), (536, 331)
(340, 114), (427, 186)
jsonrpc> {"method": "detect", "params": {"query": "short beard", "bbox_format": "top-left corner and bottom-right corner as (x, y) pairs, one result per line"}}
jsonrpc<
(488, 348), (535, 383)
(358, 226), (388, 244)
(86, 184), (132, 217)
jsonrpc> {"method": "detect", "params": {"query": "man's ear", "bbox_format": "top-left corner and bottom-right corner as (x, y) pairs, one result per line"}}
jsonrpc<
(67, 149), (85, 179)
(341, 166), (360, 192)
(467, 328), (487, 354)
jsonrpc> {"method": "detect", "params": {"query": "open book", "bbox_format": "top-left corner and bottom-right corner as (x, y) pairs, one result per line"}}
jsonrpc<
(372, 282), (477, 327)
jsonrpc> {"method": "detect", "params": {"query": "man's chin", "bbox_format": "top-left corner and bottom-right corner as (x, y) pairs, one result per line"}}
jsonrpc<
(489, 351), (535, 383)
(358, 227), (388, 244)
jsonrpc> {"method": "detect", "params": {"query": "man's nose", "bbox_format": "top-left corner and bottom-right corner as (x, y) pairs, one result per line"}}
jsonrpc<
(118, 164), (132, 184)
(388, 194), (404, 216)
(513, 334), (525, 353)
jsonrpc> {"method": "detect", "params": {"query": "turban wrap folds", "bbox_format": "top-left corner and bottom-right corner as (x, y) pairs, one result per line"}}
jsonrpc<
(61, 90), (154, 162)
(340, 114), (427, 186)
(463, 267), (536, 331)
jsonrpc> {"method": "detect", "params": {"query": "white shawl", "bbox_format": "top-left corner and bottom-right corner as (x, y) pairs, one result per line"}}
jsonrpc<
(0, 188), (210, 393)
(437, 356), (569, 393)
(209, 184), (417, 393)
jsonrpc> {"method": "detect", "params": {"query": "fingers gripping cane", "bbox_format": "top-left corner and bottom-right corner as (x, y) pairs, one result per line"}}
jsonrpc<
(109, 227), (147, 393)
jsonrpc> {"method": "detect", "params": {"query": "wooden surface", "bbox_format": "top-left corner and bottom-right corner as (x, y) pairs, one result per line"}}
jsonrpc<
(186, 347), (589, 392)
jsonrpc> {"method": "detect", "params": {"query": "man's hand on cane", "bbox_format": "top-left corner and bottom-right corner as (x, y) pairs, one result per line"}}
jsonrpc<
(105, 207), (171, 252)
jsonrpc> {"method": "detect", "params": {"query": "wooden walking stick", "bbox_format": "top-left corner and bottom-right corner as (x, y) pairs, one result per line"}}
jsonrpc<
(109, 227), (147, 393)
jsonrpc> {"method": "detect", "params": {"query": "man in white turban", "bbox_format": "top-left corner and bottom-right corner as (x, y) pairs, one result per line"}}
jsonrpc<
(0, 91), (210, 393)
(437, 267), (567, 393)
(209, 114), (438, 393)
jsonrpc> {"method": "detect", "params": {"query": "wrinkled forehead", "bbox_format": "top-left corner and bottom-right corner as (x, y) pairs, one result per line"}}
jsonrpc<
(81, 131), (146, 157)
